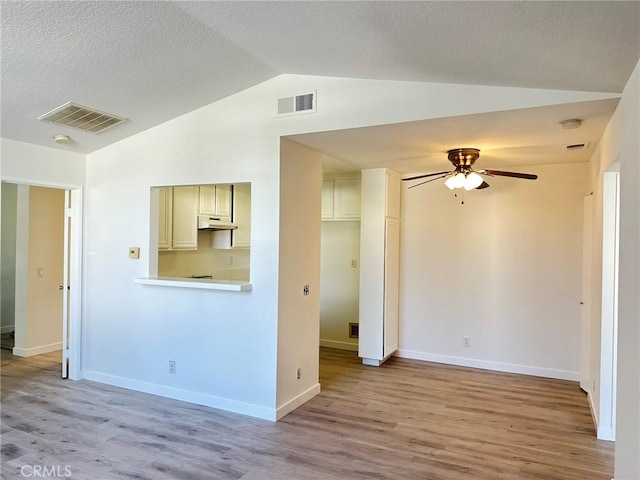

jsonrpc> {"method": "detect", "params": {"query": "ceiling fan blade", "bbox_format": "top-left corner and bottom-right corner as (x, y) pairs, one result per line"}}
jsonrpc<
(481, 169), (537, 180)
(408, 174), (449, 189)
(403, 170), (451, 182)
(476, 181), (490, 189)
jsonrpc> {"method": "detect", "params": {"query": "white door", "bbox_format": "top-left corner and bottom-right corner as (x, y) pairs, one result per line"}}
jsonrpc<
(580, 195), (593, 392)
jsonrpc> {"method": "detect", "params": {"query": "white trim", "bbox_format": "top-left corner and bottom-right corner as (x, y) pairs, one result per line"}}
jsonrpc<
(1, 325), (15, 334)
(83, 370), (277, 421)
(275, 383), (321, 420)
(319, 339), (358, 351)
(588, 389), (612, 441)
(588, 390), (599, 432)
(68, 188), (83, 380)
(13, 342), (62, 357)
(395, 350), (579, 381)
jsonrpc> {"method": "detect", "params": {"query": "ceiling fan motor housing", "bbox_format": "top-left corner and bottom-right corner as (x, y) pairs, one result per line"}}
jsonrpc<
(447, 148), (480, 168)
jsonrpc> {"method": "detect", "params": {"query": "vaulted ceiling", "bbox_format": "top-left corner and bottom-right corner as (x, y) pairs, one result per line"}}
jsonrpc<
(2, 1), (639, 172)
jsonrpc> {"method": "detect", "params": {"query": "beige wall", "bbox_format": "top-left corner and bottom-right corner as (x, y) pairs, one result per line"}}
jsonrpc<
(320, 221), (360, 350)
(399, 162), (589, 379)
(13, 185), (65, 356)
(276, 139), (323, 417)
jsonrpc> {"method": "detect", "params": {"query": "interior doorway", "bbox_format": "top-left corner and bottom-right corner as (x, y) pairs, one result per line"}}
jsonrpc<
(0, 180), (83, 380)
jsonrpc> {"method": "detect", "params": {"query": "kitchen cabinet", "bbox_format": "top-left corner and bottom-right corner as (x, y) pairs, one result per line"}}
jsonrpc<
(199, 185), (231, 220)
(158, 187), (172, 250)
(232, 183), (251, 248)
(158, 186), (198, 251)
(358, 168), (401, 366)
(322, 176), (361, 220)
(211, 184), (252, 249)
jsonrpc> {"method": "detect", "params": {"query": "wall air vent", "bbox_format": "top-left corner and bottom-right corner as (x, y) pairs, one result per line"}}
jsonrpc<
(38, 102), (127, 134)
(277, 91), (316, 116)
(565, 142), (589, 151)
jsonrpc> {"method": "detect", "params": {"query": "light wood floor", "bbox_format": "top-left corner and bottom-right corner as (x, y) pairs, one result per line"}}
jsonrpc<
(1, 348), (613, 479)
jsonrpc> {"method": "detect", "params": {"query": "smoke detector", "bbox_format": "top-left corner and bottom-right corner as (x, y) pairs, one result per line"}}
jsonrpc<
(53, 134), (71, 144)
(560, 119), (582, 129)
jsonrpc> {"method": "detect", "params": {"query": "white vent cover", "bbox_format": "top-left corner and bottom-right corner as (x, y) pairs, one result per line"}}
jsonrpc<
(277, 91), (316, 116)
(38, 102), (127, 134)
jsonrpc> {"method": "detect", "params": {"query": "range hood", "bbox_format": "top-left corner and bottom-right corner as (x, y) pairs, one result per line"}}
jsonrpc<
(197, 215), (237, 231)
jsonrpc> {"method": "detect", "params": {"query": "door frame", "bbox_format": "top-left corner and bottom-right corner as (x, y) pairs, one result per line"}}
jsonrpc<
(1, 177), (83, 380)
(597, 169), (619, 441)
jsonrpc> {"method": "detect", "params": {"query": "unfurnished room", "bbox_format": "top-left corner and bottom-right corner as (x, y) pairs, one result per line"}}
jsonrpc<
(1, 2), (639, 479)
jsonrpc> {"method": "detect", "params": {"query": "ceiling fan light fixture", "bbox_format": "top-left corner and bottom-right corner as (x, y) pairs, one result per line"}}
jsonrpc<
(452, 172), (466, 189)
(444, 175), (458, 190)
(464, 172), (484, 190)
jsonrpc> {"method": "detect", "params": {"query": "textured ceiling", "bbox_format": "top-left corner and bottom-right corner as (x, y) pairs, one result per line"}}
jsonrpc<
(1, 1), (639, 160)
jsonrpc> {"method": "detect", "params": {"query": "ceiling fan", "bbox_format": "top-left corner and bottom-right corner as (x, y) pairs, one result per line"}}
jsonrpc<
(403, 148), (538, 190)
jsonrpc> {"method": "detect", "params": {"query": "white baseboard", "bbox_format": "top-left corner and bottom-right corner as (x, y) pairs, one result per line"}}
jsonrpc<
(276, 383), (321, 420)
(1, 325), (15, 334)
(395, 349), (579, 381)
(83, 370), (277, 421)
(588, 390), (599, 433)
(13, 342), (62, 357)
(320, 339), (358, 351)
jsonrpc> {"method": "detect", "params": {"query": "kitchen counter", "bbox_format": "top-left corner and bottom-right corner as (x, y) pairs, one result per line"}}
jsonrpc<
(133, 276), (252, 292)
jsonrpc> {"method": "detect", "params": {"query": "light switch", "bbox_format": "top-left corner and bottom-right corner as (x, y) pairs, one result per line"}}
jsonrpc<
(128, 247), (140, 259)
(37, 267), (45, 277)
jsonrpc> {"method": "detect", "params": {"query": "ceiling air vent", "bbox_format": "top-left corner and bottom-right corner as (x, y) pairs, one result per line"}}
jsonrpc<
(277, 91), (316, 116)
(565, 142), (589, 151)
(38, 102), (127, 134)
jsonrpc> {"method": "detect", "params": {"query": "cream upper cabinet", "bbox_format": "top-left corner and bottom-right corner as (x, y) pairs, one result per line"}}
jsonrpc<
(158, 187), (173, 251)
(158, 186), (198, 251)
(232, 183), (251, 248)
(321, 180), (334, 219)
(199, 185), (231, 220)
(322, 176), (361, 221)
(171, 186), (199, 250)
(335, 178), (361, 219)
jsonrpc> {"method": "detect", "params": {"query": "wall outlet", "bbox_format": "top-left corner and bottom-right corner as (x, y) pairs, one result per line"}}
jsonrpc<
(168, 360), (176, 374)
(463, 336), (470, 348)
(350, 259), (357, 268)
(303, 284), (309, 296)
(296, 368), (301, 380)
(128, 247), (140, 259)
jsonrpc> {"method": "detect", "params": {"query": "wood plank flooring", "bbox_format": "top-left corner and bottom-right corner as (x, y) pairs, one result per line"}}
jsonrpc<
(1, 348), (613, 479)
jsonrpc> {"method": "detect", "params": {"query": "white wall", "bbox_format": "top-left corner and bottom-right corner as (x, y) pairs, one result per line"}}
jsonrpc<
(1, 182), (18, 333)
(8, 74), (610, 420)
(0, 138), (85, 187)
(398, 162), (589, 379)
(81, 75), (620, 419)
(276, 139), (323, 418)
(320, 221), (360, 351)
(591, 60), (640, 480)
